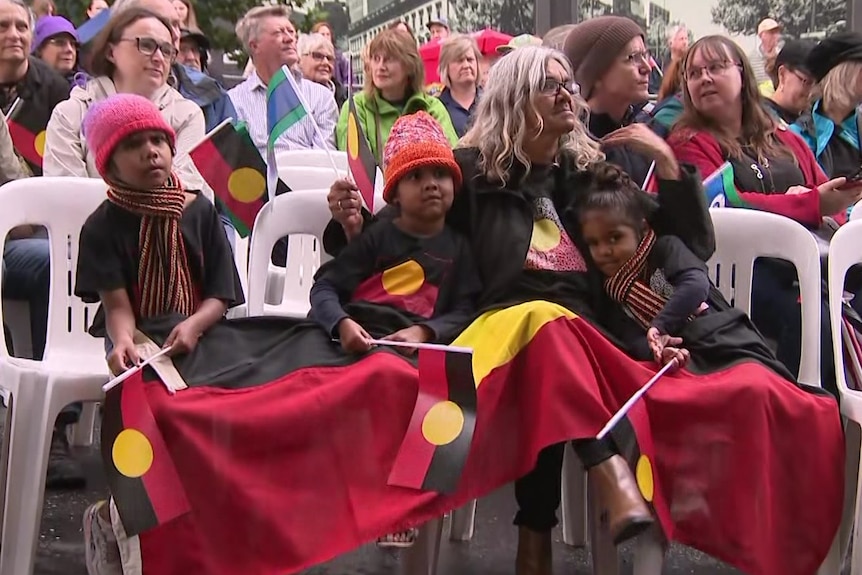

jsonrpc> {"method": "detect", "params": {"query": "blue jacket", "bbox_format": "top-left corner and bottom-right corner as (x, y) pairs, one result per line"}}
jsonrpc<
(171, 63), (236, 132)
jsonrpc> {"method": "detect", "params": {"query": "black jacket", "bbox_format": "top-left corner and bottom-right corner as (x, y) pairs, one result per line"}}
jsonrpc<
(0, 56), (69, 116)
(324, 148), (714, 314)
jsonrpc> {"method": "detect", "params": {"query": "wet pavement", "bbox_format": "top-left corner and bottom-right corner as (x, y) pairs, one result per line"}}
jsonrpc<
(36, 444), (743, 575)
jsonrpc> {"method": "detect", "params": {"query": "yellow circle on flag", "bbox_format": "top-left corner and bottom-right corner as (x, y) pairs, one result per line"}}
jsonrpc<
(347, 113), (360, 160)
(636, 454), (655, 502)
(227, 167), (266, 203)
(35, 130), (46, 158)
(381, 260), (424, 296)
(530, 218), (561, 252)
(422, 401), (465, 446)
(112, 429), (154, 478)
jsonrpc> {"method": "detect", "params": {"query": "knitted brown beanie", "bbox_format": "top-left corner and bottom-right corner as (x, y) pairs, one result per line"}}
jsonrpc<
(564, 16), (644, 100)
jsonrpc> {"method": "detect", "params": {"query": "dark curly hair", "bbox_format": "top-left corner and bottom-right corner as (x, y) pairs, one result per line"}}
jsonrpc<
(577, 162), (656, 228)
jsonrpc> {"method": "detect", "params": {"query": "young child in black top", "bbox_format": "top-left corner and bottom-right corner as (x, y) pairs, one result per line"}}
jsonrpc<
(578, 163), (708, 367)
(312, 111), (480, 357)
(75, 93), (243, 377)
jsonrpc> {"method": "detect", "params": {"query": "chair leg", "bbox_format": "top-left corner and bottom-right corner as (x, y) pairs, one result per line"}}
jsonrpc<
(401, 517), (443, 575)
(449, 500), (477, 542)
(561, 444), (587, 548)
(70, 402), (98, 447)
(0, 373), (53, 575)
(632, 524), (665, 575)
(587, 477), (619, 575)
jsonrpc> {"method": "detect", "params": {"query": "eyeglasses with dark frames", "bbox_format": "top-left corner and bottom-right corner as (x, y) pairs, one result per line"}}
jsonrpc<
(118, 36), (177, 61)
(541, 77), (580, 98)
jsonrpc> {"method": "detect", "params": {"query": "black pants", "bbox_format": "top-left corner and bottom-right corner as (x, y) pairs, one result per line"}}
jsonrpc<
(513, 438), (616, 531)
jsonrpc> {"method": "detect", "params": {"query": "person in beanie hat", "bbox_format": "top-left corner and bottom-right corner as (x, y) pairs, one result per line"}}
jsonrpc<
(32, 15), (88, 88)
(76, 92), (244, 575)
(791, 31), (862, 180)
(312, 109), (479, 386)
(764, 39), (815, 124)
(314, 114), (478, 548)
(564, 16), (669, 187)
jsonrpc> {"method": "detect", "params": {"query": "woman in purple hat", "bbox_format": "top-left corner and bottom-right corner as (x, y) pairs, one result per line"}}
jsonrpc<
(31, 15), (88, 89)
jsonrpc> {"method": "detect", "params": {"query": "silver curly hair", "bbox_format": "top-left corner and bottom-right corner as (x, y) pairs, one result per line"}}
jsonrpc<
(459, 46), (603, 185)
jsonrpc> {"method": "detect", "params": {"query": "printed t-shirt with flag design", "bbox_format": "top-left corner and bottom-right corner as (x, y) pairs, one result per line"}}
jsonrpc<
(525, 188), (587, 272)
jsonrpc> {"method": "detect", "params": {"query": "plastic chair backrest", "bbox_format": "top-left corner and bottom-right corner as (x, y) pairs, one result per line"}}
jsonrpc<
(247, 189), (333, 316)
(278, 166), (348, 192)
(275, 149), (349, 172)
(708, 208), (822, 386)
(234, 232), (249, 301)
(827, 221), (862, 420)
(851, 200), (862, 222)
(0, 178), (107, 360)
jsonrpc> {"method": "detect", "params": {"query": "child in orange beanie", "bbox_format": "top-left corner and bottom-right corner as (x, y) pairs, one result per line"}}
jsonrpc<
(311, 111), (479, 362)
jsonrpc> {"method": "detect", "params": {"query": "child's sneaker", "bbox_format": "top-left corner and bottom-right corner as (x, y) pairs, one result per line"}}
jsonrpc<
(376, 527), (418, 548)
(83, 500), (122, 575)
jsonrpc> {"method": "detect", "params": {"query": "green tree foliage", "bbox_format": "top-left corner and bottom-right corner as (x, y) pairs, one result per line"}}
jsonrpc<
(711, 0), (847, 38)
(449, 0), (534, 36)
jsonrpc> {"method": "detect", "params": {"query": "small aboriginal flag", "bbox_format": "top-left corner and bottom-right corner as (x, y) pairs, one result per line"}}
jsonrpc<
(101, 372), (191, 536)
(346, 95), (379, 211)
(388, 348), (477, 493)
(7, 100), (49, 176)
(190, 121), (290, 237)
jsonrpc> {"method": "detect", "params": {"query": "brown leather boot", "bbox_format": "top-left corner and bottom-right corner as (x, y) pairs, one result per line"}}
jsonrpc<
(515, 526), (553, 575)
(588, 454), (654, 544)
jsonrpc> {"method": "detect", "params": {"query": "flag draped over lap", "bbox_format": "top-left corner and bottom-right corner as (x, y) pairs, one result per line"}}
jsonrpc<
(108, 301), (844, 575)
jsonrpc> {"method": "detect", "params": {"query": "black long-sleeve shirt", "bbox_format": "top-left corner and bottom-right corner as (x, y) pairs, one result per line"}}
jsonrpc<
(309, 220), (482, 343)
(645, 235), (711, 336)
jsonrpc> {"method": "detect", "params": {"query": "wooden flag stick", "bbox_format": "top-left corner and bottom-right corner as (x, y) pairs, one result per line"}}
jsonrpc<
(332, 338), (472, 354)
(102, 346), (175, 394)
(596, 358), (678, 440)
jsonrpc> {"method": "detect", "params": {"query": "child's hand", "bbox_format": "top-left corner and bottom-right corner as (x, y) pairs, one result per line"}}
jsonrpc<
(646, 327), (683, 365)
(338, 318), (372, 354)
(328, 179), (364, 238)
(660, 346), (689, 370)
(382, 325), (433, 356)
(164, 319), (202, 356)
(108, 338), (140, 376)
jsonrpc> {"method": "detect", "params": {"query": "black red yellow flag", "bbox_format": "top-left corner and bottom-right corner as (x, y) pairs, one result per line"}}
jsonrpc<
(388, 348), (476, 493)
(189, 121), (290, 237)
(101, 373), (191, 536)
(7, 100), (49, 176)
(346, 95), (378, 211)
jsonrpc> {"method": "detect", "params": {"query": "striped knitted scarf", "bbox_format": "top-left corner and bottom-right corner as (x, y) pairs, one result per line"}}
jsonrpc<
(107, 173), (195, 319)
(604, 228), (669, 330)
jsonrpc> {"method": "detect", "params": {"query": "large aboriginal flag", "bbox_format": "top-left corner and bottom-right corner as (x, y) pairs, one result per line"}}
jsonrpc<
(189, 121), (290, 237)
(346, 95), (379, 211)
(115, 302), (843, 575)
(7, 100), (50, 176)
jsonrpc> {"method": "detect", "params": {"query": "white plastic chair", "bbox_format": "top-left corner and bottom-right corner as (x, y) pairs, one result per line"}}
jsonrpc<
(827, 221), (862, 575)
(247, 189), (333, 318)
(278, 165), (348, 192)
(0, 177), (110, 575)
(225, 231), (249, 320)
(707, 208), (822, 385)
(275, 149), (349, 172)
(851, 200), (862, 222)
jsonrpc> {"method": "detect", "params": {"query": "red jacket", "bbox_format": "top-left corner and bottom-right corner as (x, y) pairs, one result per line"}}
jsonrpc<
(668, 124), (832, 227)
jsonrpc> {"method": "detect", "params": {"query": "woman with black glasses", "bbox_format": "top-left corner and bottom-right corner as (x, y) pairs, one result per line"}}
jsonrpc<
(43, 6), (209, 201)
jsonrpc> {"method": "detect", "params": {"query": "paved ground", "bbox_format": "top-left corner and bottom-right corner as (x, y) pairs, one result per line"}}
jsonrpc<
(35, 442), (743, 575)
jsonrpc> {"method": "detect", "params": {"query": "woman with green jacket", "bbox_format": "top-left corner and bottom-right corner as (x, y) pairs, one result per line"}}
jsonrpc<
(336, 28), (458, 161)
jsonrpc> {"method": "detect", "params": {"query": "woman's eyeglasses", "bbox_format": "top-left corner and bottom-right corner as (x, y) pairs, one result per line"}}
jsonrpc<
(684, 60), (741, 82)
(541, 77), (580, 98)
(47, 36), (79, 49)
(118, 37), (178, 61)
(307, 51), (335, 63)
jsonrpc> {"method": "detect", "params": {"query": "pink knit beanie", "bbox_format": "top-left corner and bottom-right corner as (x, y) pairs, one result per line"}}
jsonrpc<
(82, 93), (176, 179)
(382, 111), (461, 203)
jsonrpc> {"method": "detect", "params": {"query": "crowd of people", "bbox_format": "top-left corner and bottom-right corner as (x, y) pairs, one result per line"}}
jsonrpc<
(1, 0), (862, 573)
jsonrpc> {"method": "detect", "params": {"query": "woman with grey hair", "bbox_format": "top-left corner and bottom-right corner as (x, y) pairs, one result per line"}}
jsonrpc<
(324, 46), (711, 573)
(792, 32), (862, 180)
(298, 32), (346, 108)
(435, 34), (481, 137)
